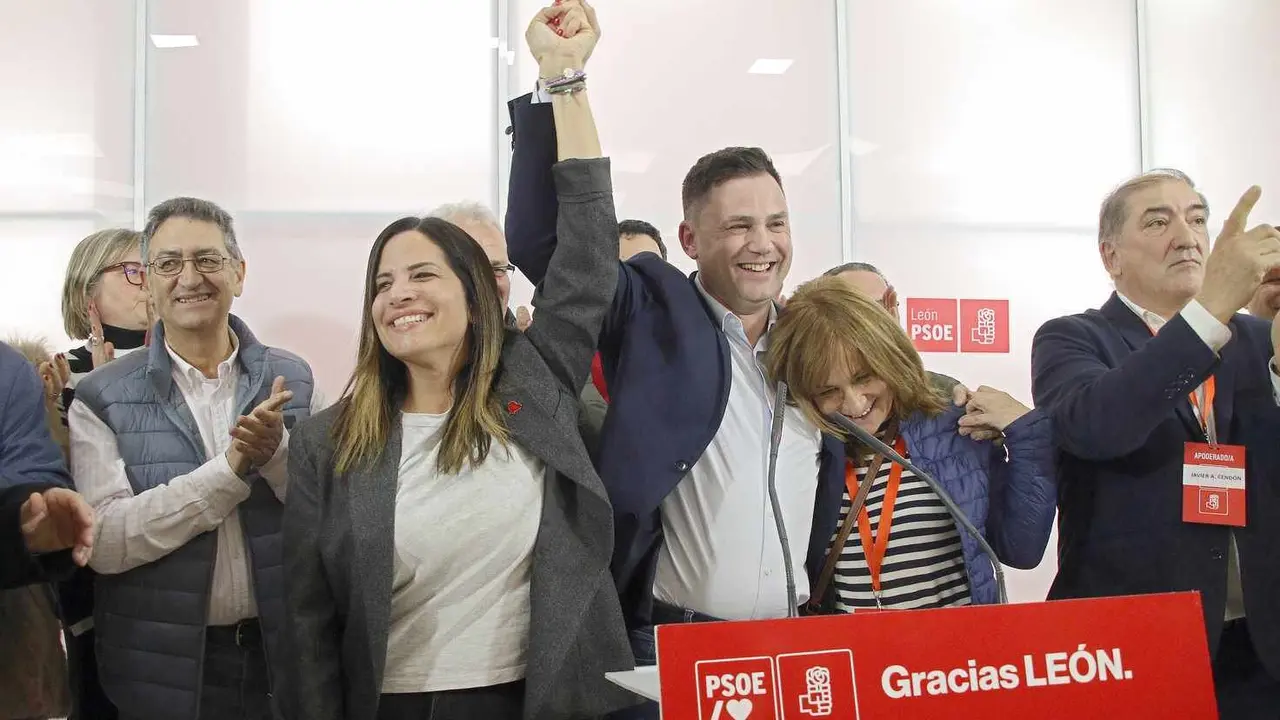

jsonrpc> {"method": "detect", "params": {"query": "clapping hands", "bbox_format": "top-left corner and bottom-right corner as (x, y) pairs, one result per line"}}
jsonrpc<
(225, 376), (293, 476)
(37, 353), (71, 404)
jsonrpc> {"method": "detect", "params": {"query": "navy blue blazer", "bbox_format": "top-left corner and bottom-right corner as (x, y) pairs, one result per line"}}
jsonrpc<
(0, 342), (71, 491)
(1031, 293), (1280, 673)
(0, 341), (75, 589)
(505, 94), (846, 627)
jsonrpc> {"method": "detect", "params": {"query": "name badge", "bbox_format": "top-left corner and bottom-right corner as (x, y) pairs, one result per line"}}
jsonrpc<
(1182, 443), (1246, 527)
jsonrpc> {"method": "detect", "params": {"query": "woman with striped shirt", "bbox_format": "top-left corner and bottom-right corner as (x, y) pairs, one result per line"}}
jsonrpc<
(766, 277), (1057, 612)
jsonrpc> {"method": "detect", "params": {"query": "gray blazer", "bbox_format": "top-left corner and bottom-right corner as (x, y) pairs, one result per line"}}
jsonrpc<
(280, 159), (637, 720)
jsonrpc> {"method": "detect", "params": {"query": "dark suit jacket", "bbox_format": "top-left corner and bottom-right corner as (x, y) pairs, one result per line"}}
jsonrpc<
(0, 342), (70, 490)
(505, 94), (847, 628)
(280, 158), (636, 720)
(0, 343), (75, 591)
(1032, 293), (1280, 676)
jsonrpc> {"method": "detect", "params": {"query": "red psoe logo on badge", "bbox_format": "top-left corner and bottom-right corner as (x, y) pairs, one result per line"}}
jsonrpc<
(1198, 489), (1228, 516)
(695, 657), (780, 720)
(775, 650), (858, 719)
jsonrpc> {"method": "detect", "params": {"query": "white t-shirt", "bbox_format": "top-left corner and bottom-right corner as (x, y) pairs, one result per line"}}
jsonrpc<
(381, 411), (545, 693)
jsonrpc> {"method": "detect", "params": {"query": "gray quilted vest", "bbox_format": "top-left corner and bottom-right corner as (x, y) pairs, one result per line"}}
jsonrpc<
(74, 315), (315, 720)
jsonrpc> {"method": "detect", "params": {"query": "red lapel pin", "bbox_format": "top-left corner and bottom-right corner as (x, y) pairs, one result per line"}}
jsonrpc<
(507, 400), (523, 415)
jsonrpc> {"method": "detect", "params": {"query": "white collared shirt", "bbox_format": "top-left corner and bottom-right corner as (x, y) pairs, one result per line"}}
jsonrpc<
(70, 334), (324, 626)
(1115, 294), (1255, 622)
(1117, 294), (1280, 404)
(652, 278), (823, 620)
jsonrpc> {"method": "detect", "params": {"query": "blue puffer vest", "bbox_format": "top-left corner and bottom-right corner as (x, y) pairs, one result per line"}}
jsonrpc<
(74, 316), (314, 720)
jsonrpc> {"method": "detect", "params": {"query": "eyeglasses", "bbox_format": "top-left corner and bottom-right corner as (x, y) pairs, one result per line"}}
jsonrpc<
(99, 261), (145, 287)
(148, 255), (232, 277)
(492, 264), (516, 278)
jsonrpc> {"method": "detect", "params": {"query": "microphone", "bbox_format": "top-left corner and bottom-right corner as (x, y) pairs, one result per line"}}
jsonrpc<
(768, 381), (799, 618)
(826, 412), (1009, 605)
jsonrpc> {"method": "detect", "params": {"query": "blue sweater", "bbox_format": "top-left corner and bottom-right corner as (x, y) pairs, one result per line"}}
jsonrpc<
(0, 342), (70, 491)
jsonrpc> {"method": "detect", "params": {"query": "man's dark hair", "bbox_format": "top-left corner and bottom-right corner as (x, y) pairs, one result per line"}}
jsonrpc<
(824, 261), (885, 279)
(618, 219), (667, 259)
(681, 147), (783, 217)
(141, 197), (240, 261)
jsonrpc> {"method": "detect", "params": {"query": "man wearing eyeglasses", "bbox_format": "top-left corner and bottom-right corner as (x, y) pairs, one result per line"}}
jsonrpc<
(66, 197), (323, 720)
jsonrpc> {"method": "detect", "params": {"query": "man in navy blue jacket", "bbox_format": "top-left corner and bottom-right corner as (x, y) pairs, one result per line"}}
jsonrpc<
(0, 340), (91, 588)
(1, 341), (73, 492)
(506, 6), (845, 703)
(1032, 171), (1280, 718)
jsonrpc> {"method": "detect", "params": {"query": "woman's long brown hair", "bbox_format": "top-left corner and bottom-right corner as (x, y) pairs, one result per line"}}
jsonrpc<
(331, 217), (509, 476)
(765, 276), (945, 444)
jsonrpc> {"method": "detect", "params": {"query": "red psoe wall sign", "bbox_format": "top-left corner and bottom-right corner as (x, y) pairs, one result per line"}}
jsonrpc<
(906, 298), (958, 353)
(960, 299), (1009, 353)
(907, 298), (1009, 354)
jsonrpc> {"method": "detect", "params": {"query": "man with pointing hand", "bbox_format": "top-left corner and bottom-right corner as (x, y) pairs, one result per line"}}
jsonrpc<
(1032, 170), (1280, 718)
(69, 197), (323, 720)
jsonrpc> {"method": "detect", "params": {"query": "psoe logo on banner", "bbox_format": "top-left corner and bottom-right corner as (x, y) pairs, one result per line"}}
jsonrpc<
(959, 299), (1010, 354)
(906, 298), (958, 353)
(775, 650), (858, 719)
(695, 656), (780, 720)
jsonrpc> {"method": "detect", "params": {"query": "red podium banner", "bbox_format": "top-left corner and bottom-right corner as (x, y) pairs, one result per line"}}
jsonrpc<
(655, 592), (1216, 719)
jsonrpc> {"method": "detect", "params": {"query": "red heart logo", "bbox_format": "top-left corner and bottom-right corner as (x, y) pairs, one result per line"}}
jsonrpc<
(507, 401), (522, 414)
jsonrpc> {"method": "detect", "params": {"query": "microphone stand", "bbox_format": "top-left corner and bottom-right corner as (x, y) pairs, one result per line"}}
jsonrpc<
(827, 412), (1009, 605)
(768, 382), (799, 617)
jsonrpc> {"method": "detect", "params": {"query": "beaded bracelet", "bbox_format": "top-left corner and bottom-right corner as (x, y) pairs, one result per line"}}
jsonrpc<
(542, 67), (587, 95)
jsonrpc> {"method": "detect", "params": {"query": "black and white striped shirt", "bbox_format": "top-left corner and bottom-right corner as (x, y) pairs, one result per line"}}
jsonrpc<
(56, 326), (147, 428)
(831, 456), (971, 611)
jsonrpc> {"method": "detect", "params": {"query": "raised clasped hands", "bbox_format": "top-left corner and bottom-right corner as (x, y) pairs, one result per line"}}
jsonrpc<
(225, 376), (293, 477)
(527, 0), (600, 75)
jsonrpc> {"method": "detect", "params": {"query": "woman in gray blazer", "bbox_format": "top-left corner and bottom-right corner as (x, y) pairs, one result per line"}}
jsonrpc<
(280, 11), (633, 718)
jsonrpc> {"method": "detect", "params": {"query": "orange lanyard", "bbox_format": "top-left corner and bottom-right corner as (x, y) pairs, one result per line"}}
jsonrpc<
(1144, 323), (1216, 443)
(850, 437), (908, 598)
(1189, 376), (1217, 443)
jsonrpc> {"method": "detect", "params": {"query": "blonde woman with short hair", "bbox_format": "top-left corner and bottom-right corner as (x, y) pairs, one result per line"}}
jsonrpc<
(43, 227), (147, 720)
(40, 229), (150, 410)
(766, 277), (1057, 613)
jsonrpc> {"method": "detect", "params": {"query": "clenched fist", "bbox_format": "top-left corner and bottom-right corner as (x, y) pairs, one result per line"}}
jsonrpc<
(527, 0), (600, 77)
